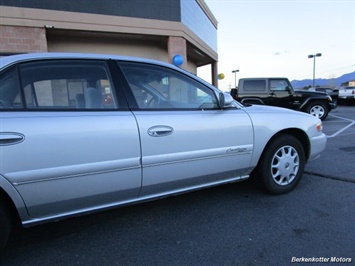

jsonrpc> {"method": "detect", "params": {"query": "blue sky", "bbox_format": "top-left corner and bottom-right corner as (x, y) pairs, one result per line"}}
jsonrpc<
(198, 0), (355, 90)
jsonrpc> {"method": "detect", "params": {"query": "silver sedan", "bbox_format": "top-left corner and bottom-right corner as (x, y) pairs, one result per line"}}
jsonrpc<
(0, 53), (327, 250)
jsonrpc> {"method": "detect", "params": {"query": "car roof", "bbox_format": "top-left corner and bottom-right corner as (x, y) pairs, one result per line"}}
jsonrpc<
(239, 77), (288, 80)
(0, 52), (219, 93)
(0, 52), (173, 69)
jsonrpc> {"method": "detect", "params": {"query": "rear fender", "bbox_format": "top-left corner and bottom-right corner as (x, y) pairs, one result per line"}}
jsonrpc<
(0, 175), (29, 225)
(241, 98), (265, 105)
(299, 97), (330, 110)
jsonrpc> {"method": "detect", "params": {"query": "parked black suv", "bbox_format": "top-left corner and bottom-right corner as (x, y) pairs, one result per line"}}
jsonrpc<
(231, 77), (336, 120)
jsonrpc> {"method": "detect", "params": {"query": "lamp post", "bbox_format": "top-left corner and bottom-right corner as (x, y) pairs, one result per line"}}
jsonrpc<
(308, 53), (322, 87)
(232, 69), (239, 88)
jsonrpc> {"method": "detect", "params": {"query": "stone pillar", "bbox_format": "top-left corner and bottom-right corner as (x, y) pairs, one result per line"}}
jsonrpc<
(211, 61), (218, 88)
(168, 36), (187, 69)
(0, 25), (48, 54)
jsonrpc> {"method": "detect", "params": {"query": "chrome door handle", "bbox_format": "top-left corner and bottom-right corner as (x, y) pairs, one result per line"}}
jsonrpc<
(0, 133), (25, 145)
(147, 126), (174, 137)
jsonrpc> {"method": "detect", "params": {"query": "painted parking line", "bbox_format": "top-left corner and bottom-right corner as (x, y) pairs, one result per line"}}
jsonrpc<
(326, 114), (355, 138)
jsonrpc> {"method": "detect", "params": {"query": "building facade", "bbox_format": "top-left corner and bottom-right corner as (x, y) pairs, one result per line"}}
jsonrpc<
(0, 0), (219, 86)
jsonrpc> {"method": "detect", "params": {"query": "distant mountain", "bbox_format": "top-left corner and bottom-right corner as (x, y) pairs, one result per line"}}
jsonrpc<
(291, 71), (355, 89)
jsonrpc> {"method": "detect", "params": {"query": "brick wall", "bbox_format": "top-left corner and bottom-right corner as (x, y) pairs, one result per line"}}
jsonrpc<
(0, 25), (48, 54)
(168, 36), (187, 69)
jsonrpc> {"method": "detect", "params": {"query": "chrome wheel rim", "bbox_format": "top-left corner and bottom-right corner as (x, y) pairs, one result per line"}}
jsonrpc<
(271, 145), (299, 186)
(310, 105), (325, 118)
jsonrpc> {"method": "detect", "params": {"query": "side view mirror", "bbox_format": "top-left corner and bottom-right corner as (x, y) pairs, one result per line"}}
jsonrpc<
(219, 92), (234, 108)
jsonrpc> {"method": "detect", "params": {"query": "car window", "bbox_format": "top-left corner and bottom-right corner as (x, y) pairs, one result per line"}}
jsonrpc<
(119, 62), (218, 110)
(270, 80), (289, 91)
(0, 66), (23, 109)
(17, 60), (118, 110)
(243, 80), (266, 91)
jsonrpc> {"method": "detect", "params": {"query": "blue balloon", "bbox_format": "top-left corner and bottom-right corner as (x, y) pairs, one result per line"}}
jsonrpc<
(173, 54), (184, 66)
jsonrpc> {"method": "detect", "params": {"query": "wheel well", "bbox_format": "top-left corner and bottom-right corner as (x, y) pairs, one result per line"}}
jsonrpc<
(241, 98), (264, 105)
(0, 188), (21, 226)
(301, 100), (328, 111)
(264, 129), (311, 162)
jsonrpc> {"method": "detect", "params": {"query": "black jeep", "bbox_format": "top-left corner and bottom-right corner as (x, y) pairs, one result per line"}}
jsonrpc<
(231, 77), (336, 120)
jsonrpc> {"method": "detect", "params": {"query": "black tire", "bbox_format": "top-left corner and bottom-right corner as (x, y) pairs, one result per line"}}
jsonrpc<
(305, 101), (328, 120)
(0, 198), (11, 251)
(255, 135), (305, 194)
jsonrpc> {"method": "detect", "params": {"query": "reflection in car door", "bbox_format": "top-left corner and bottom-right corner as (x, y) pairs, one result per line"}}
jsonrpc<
(2, 112), (142, 219)
(134, 109), (254, 197)
(119, 62), (254, 197)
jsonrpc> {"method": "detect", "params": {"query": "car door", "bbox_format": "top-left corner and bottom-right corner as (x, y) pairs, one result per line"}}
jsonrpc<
(0, 59), (141, 219)
(118, 62), (254, 197)
(268, 79), (297, 109)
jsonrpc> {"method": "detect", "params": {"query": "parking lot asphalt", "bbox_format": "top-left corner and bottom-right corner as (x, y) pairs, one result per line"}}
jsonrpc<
(305, 105), (355, 182)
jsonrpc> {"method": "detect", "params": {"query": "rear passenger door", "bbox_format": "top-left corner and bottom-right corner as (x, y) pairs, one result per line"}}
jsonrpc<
(0, 59), (141, 219)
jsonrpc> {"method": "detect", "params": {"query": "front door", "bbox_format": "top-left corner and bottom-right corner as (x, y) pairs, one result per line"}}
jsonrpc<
(119, 62), (254, 197)
(268, 78), (295, 109)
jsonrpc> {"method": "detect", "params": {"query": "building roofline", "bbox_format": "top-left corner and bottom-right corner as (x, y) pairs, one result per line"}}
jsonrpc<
(0, 6), (217, 60)
(196, 0), (218, 29)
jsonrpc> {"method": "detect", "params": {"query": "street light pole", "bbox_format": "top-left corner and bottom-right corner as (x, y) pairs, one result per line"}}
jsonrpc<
(308, 53), (322, 87)
(232, 69), (239, 89)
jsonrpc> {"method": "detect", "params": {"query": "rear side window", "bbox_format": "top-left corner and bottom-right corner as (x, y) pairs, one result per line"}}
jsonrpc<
(16, 60), (118, 110)
(243, 80), (266, 91)
(0, 66), (23, 109)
